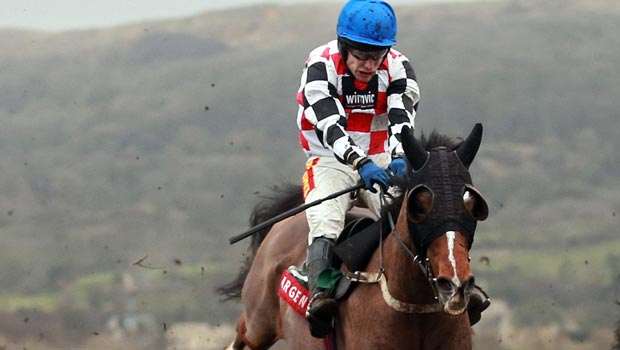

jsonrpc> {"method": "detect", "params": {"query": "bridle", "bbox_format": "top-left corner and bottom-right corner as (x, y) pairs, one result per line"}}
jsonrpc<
(346, 164), (488, 315)
(386, 208), (490, 313)
(387, 211), (444, 308)
(345, 195), (445, 314)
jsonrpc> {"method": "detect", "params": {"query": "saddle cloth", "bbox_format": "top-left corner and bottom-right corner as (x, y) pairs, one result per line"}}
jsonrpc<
(278, 267), (310, 317)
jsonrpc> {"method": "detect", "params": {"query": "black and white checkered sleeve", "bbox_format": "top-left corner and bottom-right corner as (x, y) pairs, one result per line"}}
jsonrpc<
(386, 58), (420, 157)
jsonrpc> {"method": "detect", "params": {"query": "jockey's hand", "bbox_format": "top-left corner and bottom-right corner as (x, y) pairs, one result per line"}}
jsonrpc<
(357, 158), (390, 193)
(388, 157), (407, 177)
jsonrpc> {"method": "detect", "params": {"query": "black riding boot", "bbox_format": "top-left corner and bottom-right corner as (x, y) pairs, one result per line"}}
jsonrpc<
(305, 237), (338, 338)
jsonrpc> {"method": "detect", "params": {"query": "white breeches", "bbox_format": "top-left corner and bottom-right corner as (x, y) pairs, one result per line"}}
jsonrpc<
(302, 153), (392, 245)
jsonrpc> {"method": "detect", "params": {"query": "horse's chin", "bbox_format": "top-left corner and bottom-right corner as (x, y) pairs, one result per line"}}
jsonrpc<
(443, 303), (467, 316)
(440, 294), (469, 316)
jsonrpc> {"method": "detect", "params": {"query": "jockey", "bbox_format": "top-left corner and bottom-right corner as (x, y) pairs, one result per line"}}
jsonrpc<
(296, 0), (420, 337)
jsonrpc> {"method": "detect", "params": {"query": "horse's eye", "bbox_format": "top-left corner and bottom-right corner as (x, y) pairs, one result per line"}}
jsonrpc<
(407, 186), (433, 223)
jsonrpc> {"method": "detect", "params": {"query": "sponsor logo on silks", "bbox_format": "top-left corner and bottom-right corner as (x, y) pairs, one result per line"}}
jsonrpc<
(344, 93), (375, 109)
(278, 268), (310, 317)
(342, 75), (378, 110)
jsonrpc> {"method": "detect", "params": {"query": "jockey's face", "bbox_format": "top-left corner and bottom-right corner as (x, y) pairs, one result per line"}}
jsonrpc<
(346, 48), (388, 83)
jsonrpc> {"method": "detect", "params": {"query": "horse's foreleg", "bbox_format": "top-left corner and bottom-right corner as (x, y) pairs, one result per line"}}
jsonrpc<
(225, 339), (240, 350)
(227, 313), (251, 350)
(230, 311), (278, 350)
(226, 337), (276, 350)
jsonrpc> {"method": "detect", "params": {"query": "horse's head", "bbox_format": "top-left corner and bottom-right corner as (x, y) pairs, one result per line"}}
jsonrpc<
(400, 123), (489, 316)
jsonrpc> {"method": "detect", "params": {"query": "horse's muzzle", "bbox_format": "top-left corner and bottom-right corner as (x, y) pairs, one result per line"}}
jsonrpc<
(435, 275), (475, 316)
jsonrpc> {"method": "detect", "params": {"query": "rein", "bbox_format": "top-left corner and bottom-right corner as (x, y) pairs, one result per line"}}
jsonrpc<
(345, 200), (443, 314)
(387, 211), (443, 311)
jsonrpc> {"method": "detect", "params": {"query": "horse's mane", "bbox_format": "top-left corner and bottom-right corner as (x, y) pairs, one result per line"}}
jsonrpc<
(217, 130), (463, 301)
(217, 183), (304, 300)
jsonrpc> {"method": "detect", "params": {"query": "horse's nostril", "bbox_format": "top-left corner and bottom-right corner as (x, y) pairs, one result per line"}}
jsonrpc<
(436, 277), (455, 293)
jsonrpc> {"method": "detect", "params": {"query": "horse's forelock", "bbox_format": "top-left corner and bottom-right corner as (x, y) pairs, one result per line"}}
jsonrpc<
(422, 131), (463, 151)
(383, 131), (467, 224)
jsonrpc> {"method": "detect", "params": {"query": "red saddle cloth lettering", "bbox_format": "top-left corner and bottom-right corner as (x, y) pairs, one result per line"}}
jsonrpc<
(278, 269), (310, 317)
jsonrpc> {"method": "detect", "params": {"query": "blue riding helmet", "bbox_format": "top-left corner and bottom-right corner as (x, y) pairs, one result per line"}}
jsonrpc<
(337, 0), (397, 48)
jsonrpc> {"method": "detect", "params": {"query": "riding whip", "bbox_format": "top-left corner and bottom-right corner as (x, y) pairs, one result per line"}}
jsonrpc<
(228, 182), (364, 245)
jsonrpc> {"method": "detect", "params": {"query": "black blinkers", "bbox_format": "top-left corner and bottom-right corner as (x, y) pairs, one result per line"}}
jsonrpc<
(407, 148), (488, 255)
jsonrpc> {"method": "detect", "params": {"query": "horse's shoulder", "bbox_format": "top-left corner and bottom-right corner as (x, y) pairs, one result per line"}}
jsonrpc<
(257, 212), (308, 266)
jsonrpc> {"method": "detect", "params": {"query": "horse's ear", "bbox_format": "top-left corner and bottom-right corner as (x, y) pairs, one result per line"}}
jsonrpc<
(402, 126), (428, 171)
(456, 123), (483, 169)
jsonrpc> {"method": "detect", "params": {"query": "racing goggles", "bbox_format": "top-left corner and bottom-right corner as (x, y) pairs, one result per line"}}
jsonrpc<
(349, 48), (389, 61)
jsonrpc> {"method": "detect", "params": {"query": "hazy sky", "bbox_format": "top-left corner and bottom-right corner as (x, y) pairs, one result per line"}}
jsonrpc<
(0, 0), (475, 31)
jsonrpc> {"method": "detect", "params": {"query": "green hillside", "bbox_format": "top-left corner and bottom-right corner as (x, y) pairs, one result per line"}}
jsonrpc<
(0, 0), (618, 349)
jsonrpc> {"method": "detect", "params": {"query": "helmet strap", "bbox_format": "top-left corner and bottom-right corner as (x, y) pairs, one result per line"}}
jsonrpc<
(338, 37), (349, 64)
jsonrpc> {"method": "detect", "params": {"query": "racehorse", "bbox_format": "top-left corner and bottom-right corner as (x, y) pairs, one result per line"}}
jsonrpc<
(219, 124), (489, 350)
